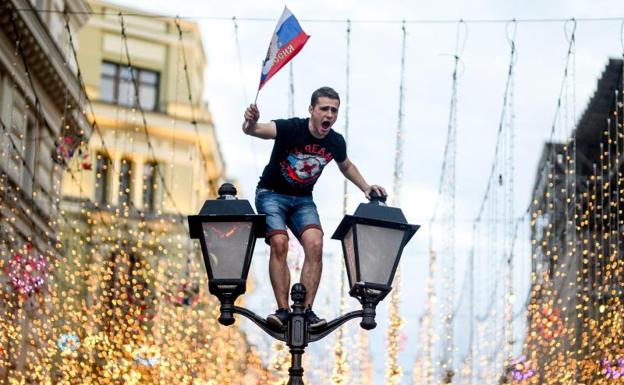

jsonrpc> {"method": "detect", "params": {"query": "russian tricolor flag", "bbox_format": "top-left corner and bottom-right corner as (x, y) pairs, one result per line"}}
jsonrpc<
(258, 7), (310, 91)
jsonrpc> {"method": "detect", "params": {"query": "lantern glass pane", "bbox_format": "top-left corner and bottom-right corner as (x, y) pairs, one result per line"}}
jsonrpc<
(356, 224), (404, 285)
(201, 221), (252, 279)
(342, 227), (357, 287)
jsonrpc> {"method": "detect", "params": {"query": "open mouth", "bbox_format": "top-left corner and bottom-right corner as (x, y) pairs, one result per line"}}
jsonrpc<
(321, 121), (331, 129)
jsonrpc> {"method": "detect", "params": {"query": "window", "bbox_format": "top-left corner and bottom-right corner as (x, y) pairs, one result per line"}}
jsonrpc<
(95, 152), (111, 205)
(32, 0), (46, 10)
(100, 62), (159, 111)
(119, 159), (133, 207)
(143, 161), (159, 213)
(21, 119), (36, 195)
(6, 96), (26, 179)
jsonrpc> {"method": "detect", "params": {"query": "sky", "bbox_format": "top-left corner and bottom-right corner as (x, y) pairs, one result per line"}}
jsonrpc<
(109, 1), (623, 383)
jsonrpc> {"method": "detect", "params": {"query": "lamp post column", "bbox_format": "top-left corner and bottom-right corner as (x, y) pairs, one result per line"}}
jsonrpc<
(287, 283), (307, 385)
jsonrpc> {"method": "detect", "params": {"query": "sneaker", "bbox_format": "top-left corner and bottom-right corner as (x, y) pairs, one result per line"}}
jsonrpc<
(267, 308), (289, 328)
(305, 308), (327, 329)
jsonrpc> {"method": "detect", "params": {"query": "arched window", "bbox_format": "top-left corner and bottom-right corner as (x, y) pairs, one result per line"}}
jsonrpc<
(119, 158), (133, 207)
(95, 152), (111, 206)
(143, 161), (159, 213)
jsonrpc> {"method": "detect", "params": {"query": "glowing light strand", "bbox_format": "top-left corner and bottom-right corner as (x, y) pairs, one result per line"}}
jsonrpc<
(385, 20), (407, 385)
(332, 19), (352, 385)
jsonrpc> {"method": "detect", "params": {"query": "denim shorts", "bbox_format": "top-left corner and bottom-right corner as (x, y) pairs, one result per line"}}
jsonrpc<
(255, 188), (322, 243)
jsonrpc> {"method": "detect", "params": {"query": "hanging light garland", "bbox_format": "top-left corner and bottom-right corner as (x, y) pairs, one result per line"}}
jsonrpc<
(505, 355), (536, 382)
(5, 244), (47, 298)
(333, 18), (353, 385)
(0, 9), (273, 384)
(386, 20), (408, 385)
(164, 280), (201, 307)
(534, 304), (564, 340)
(56, 333), (81, 354)
(133, 345), (160, 367)
(601, 357), (624, 379)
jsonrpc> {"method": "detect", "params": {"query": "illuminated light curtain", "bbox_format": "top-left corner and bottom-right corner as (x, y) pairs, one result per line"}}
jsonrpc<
(415, 20), (463, 385)
(11, 11), (267, 384)
(385, 19), (408, 385)
(333, 19), (352, 385)
(522, 20), (579, 385)
(502, 22), (517, 367)
(0, 9), (79, 383)
(0, 7), (262, 385)
(440, 21), (464, 385)
(441, 21), (517, 385)
(269, 341), (290, 385)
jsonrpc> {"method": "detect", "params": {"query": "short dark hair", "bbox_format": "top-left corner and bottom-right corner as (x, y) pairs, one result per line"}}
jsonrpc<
(310, 87), (340, 107)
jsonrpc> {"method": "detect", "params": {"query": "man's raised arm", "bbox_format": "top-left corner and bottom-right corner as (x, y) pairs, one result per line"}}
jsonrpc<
(242, 104), (277, 139)
(337, 158), (387, 200)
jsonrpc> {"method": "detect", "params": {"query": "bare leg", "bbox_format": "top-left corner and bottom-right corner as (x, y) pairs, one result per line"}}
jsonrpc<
(299, 228), (323, 308)
(268, 234), (290, 309)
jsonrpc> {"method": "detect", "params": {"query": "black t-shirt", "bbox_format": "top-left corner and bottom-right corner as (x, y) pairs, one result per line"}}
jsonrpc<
(257, 117), (347, 196)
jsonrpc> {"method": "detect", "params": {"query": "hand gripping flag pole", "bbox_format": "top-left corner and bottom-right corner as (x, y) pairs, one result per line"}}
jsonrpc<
(254, 6), (310, 103)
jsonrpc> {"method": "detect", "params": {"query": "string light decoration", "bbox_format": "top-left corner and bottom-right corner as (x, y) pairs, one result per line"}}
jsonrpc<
(133, 344), (160, 367)
(517, 25), (624, 385)
(5, 243), (47, 297)
(0, 7), (92, 382)
(56, 333), (81, 354)
(519, 20), (575, 385)
(415, 20), (464, 385)
(164, 279), (201, 307)
(601, 356), (624, 379)
(415, 250), (436, 385)
(53, 134), (91, 170)
(502, 21), (518, 369)
(534, 304), (564, 340)
(333, 19), (352, 385)
(415, 20), (520, 385)
(0, 6), (270, 384)
(385, 20), (408, 385)
(504, 355), (536, 382)
(269, 341), (290, 385)
(359, 331), (374, 385)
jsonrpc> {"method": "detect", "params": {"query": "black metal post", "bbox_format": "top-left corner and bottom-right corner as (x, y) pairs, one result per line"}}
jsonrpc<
(217, 296), (235, 326)
(360, 301), (377, 330)
(226, 283), (376, 384)
(287, 283), (307, 385)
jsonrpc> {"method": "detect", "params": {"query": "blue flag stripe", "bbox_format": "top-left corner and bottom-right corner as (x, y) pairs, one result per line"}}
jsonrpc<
(276, 15), (304, 49)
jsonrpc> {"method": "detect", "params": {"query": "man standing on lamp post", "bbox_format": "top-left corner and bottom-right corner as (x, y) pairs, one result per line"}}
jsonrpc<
(242, 86), (387, 329)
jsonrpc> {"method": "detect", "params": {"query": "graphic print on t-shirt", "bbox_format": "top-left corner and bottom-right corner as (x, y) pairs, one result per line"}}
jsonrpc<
(280, 144), (334, 186)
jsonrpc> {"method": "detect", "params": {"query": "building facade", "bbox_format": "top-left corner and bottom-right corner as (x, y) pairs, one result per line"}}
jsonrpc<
(51, 2), (270, 384)
(523, 59), (624, 384)
(61, 0), (224, 212)
(0, 0), (92, 382)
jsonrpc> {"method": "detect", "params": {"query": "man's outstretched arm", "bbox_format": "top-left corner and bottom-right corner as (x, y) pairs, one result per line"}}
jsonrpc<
(337, 158), (387, 200)
(242, 104), (277, 139)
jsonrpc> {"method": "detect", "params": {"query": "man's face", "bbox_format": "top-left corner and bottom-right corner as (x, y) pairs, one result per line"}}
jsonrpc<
(308, 96), (340, 138)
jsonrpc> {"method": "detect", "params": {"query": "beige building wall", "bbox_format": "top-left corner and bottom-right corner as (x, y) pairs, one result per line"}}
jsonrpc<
(61, 0), (225, 215)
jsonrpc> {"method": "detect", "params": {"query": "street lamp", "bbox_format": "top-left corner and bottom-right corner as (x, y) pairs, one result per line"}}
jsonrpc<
(188, 185), (419, 385)
(187, 183), (266, 325)
(331, 192), (420, 329)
